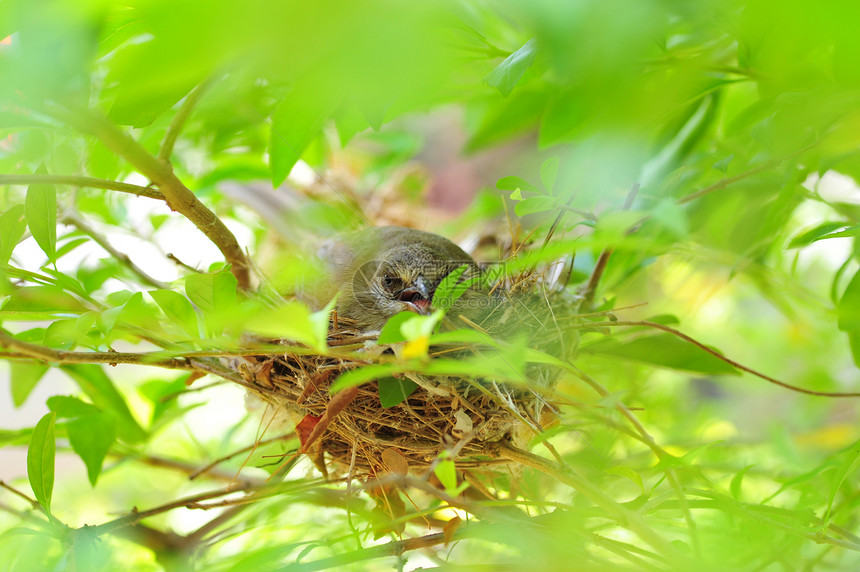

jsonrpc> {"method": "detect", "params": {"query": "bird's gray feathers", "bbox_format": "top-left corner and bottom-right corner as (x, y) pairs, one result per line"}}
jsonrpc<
(318, 227), (482, 331)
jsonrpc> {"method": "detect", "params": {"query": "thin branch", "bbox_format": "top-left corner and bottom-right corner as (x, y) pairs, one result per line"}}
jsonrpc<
(282, 529), (457, 572)
(88, 481), (263, 536)
(159, 77), (214, 163)
(677, 162), (773, 205)
(189, 435), (294, 480)
(0, 480), (42, 511)
(167, 252), (200, 273)
(588, 320), (860, 397)
(563, 361), (701, 555)
(109, 452), (264, 485)
(0, 174), (165, 200)
(0, 332), (192, 369)
(61, 211), (170, 289)
(580, 183), (640, 304)
(489, 441), (686, 565)
(45, 105), (252, 291)
(677, 143), (816, 205)
(185, 505), (248, 545)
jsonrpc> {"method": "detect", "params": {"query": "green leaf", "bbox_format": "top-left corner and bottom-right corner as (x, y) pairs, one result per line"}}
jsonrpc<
(377, 312), (416, 344)
(10, 362), (49, 407)
(434, 458), (457, 491)
(378, 376), (418, 407)
(837, 270), (860, 331)
(712, 155), (734, 174)
(106, 40), (199, 127)
(46, 395), (101, 418)
(330, 364), (399, 393)
(185, 271), (239, 336)
(43, 318), (77, 350)
(2, 286), (85, 313)
(824, 440), (860, 524)
(486, 38), (537, 97)
(46, 395), (117, 485)
(269, 90), (335, 187)
(813, 224), (860, 242)
(788, 222), (852, 248)
(0, 204), (27, 264)
(514, 196), (555, 217)
(185, 270), (238, 313)
(149, 289), (199, 337)
(540, 156), (559, 193)
(399, 312), (443, 341)
(99, 292), (144, 336)
(846, 329), (860, 369)
(54, 237), (90, 260)
(496, 176), (537, 193)
(24, 168), (58, 261)
(138, 375), (189, 425)
(731, 465), (753, 501)
(60, 365), (146, 443)
(583, 333), (739, 375)
(606, 466), (644, 493)
(650, 199), (689, 238)
(67, 412), (117, 486)
(244, 302), (325, 350)
(27, 412), (56, 514)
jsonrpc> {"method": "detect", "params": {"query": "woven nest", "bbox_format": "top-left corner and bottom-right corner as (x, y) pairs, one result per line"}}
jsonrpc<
(233, 287), (570, 479)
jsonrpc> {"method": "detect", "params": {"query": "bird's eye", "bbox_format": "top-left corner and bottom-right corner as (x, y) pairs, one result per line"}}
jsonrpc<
(381, 274), (400, 291)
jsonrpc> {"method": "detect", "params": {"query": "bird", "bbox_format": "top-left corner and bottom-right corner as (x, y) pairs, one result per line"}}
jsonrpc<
(317, 226), (486, 332)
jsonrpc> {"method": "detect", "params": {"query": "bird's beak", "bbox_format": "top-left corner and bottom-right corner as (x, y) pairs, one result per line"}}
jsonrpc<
(398, 277), (432, 314)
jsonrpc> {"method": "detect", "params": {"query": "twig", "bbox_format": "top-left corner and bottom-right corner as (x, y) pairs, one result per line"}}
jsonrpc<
(44, 105), (252, 291)
(108, 452), (263, 485)
(88, 481), (263, 536)
(189, 435), (294, 480)
(0, 332), (192, 369)
(281, 529), (458, 572)
(167, 252), (200, 273)
(488, 442), (686, 565)
(185, 505), (247, 544)
(584, 320), (860, 397)
(580, 183), (639, 305)
(677, 143), (816, 205)
(0, 480), (42, 511)
(159, 78), (214, 163)
(62, 211), (170, 289)
(563, 362), (701, 556)
(0, 174), (164, 200)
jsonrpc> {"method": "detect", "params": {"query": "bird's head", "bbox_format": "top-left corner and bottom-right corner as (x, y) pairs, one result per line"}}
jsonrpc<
(353, 244), (463, 321)
(331, 226), (484, 332)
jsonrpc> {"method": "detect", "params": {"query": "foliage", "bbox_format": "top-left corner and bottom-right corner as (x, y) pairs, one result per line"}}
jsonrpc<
(2, 0), (860, 570)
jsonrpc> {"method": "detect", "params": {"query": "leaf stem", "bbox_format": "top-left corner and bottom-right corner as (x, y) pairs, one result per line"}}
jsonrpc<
(61, 211), (170, 290)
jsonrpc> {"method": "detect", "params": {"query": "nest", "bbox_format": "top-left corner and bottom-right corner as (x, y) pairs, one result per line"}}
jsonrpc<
(233, 304), (564, 479)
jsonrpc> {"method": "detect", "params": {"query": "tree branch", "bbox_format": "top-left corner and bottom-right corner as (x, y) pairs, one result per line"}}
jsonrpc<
(0, 332), (192, 369)
(159, 78), (214, 163)
(0, 174), (164, 200)
(45, 105), (252, 291)
(88, 481), (262, 536)
(61, 211), (170, 290)
(677, 143), (816, 205)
